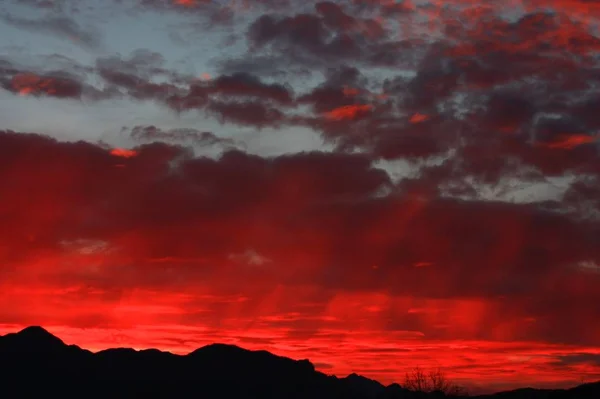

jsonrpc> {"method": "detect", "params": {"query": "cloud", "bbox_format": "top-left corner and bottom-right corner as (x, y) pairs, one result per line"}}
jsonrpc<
(2, 0), (600, 389)
(207, 73), (294, 105)
(553, 353), (600, 367)
(124, 125), (245, 156)
(95, 50), (185, 102)
(0, 130), (598, 348)
(0, 58), (114, 101)
(12, 0), (58, 9)
(4, 72), (84, 98)
(127, 125), (240, 149)
(1, 26), (593, 184)
(245, 3), (393, 69)
(216, 54), (313, 80)
(0, 4), (598, 183)
(0, 12), (102, 50)
(110, 148), (138, 158)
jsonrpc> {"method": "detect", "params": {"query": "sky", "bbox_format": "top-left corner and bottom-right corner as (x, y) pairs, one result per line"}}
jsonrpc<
(0, 0), (600, 394)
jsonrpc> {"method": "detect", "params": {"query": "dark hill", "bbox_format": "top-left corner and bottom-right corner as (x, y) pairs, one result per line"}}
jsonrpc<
(0, 326), (598, 398)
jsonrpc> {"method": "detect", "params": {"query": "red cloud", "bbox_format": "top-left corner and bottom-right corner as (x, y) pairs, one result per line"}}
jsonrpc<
(342, 86), (359, 97)
(0, 131), (599, 392)
(409, 113), (429, 124)
(537, 134), (598, 150)
(9, 73), (83, 98)
(174, 0), (197, 6)
(324, 104), (372, 120)
(110, 148), (138, 158)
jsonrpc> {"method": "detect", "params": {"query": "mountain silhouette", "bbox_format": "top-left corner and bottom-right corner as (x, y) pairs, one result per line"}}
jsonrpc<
(0, 326), (597, 398)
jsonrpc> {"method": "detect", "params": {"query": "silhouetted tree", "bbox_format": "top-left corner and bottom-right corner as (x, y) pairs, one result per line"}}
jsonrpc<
(403, 367), (469, 397)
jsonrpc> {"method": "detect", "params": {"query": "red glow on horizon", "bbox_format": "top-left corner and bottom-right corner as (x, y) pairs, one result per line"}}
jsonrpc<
(1, 307), (599, 394)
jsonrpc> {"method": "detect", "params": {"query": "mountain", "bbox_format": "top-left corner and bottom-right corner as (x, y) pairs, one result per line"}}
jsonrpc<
(0, 326), (597, 398)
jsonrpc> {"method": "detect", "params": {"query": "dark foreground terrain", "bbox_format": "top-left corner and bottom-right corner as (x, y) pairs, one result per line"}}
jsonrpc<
(0, 326), (598, 398)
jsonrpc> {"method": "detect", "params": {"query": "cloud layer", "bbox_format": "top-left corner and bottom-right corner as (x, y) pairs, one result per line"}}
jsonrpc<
(0, 0), (599, 393)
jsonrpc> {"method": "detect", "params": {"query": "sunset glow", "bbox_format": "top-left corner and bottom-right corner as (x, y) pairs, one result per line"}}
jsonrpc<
(1, 0), (599, 394)
(110, 148), (138, 158)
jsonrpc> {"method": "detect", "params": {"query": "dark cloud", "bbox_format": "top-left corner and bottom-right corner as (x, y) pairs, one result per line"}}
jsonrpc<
(2, 4), (599, 186)
(297, 65), (367, 113)
(163, 71), (295, 125)
(3, 71), (84, 98)
(127, 125), (242, 150)
(244, 3), (396, 70)
(553, 353), (600, 367)
(208, 73), (294, 105)
(0, 58), (92, 100)
(95, 50), (186, 102)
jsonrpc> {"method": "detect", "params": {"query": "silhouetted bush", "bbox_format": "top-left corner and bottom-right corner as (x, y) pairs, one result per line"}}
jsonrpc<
(403, 367), (469, 397)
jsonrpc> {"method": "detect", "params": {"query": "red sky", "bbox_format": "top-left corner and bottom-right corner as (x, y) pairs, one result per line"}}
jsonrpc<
(0, 0), (600, 394)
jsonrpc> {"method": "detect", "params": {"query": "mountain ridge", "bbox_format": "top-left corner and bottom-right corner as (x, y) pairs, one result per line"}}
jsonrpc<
(0, 326), (597, 398)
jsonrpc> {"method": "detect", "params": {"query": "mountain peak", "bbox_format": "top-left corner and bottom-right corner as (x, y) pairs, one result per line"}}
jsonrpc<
(343, 373), (386, 397)
(18, 325), (52, 336)
(0, 326), (65, 351)
(18, 325), (61, 340)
